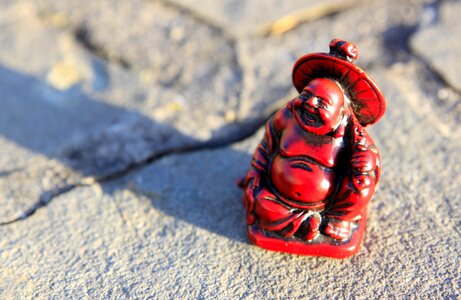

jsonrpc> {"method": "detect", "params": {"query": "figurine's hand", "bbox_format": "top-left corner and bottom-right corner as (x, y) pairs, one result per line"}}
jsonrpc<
(351, 150), (376, 173)
(303, 213), (322, 241)
(324, 219), (352, 241)
(352, 173), (371, 191)
(244, 168), (261, 189)
(242, 169), (261, 225)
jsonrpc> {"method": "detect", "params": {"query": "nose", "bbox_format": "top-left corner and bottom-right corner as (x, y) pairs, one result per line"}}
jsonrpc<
(305, 96), (319, 108)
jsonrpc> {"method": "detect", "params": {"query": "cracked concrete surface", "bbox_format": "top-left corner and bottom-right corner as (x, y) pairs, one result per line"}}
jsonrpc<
(411, 0), (461, 92)
(0, 2), (260, 223)
(0, 0), (460, 298)
(162, 0), (370, 36)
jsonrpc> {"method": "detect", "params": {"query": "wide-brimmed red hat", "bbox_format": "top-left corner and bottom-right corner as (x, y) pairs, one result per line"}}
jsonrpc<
(292, 39), (386, 126)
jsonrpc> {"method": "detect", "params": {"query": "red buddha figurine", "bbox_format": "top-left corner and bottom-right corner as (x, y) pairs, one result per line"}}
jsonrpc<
(240, 39), (386, 258)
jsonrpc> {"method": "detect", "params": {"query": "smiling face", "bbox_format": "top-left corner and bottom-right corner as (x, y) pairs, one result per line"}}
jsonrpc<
(292, 78), (345, 135)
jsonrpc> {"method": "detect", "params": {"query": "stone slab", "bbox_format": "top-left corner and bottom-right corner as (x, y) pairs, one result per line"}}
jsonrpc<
(164, 0), (367, 36)
(0, 0), (460, 297)
(1, 65), (459, 298)
(411, 1), (461, 92)
(236, 0), (426, 120)
(0, 3), (241, 223)
(238, 1), (423, 117)
(32, 0), (242, 127)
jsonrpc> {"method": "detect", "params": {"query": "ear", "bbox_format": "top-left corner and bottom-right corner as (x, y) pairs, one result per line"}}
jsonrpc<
(333, 112), (349, 138)
(286, 97), (303, 110)
(286, 99), (294, 110)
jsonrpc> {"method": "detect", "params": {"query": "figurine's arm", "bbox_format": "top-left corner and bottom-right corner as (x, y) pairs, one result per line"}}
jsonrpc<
(242, 107), (286, 188)
(324, 122), (381, 240)
(241, 108), (285, 225)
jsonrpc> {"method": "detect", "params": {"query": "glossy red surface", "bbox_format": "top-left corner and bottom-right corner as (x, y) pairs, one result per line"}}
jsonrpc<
(240, 39), (385, 258)
(248, 213), (366, 259)
(292, 41), (386, 126)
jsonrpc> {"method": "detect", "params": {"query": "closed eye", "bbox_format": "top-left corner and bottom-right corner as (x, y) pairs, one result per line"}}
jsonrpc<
(291, 162), (313, 172)
(317, 98), (327, 109)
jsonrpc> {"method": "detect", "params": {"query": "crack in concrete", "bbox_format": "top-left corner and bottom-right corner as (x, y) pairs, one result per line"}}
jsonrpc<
(0, 117), (267, 226)
(160, 0), (369, 38)
(155, 0), (228, 36)
(410, 50), (461, 95)
(0, 184), (77, 225)
(10, 0), (457, 227)
(367, 0), (461, 98)
(382, 0), (461, 138)
(0, 1), (260, 226)
(74, 0), (241, 74)
(151, 0), (245, 106)
(58, 23), (134, 72)
(37, 0), (245, 114)
(36, 10), (133, 70)
(74, 25), (132, 70)
(405, 0), (461, 94)
(261, 0), (368, 37)
(0, 168), (23, 178)
(405, 2), (461, 96)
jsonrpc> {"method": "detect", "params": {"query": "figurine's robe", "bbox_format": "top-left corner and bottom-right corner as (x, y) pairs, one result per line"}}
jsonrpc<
(245, 106), (380, 237)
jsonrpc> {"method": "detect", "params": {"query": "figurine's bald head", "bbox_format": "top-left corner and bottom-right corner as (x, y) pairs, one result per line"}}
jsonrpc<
(293, 78), (347, 135)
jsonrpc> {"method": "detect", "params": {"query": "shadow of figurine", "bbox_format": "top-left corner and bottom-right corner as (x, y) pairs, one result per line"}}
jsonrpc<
(104, 146), (252, 243)
(0, 64), (253, 243)
(0, 64), (201, 180)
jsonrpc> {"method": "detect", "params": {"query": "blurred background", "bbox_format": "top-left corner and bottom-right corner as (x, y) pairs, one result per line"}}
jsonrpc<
(0, 0), (460, 298)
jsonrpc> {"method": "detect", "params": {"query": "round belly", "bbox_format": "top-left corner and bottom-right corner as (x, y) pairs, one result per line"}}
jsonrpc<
(270, 155), (335, 203)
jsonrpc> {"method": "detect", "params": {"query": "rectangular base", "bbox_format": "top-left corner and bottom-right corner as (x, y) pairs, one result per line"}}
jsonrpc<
(247, 216), (366, 259)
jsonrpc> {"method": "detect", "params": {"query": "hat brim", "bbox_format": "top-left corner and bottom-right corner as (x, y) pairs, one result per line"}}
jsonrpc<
(292, 53), (386, 126)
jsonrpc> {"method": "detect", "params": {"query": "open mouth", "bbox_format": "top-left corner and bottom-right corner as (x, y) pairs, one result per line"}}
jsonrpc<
(303, 110), (321, 126)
